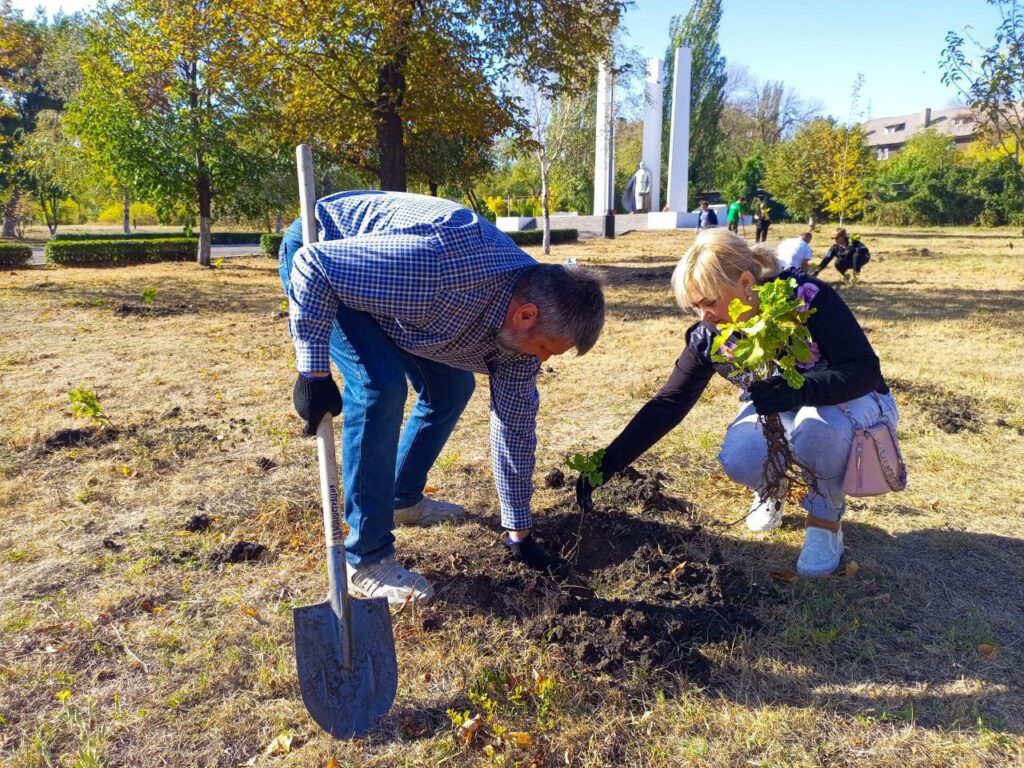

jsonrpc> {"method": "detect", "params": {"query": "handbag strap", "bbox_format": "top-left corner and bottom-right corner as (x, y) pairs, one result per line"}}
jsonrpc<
(865, 423), (908, 490)
(836, 393), (889, 430)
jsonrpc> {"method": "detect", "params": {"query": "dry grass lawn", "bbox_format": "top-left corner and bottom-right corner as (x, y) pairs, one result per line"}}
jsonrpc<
(1, 223), (1023, 767)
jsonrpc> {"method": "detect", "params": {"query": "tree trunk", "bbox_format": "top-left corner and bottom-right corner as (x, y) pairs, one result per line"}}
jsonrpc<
(374, 11), (410, 192)
(197, 170), (212, 267)
(2, 188), (20, 237)
(375, 77), (407, 191)
(274, 211), (283, 233)
(44, 194), (58, 236)
(540, 151), (551, 255)
(122, 189), (131, 234)
(428, 182), (438, 197)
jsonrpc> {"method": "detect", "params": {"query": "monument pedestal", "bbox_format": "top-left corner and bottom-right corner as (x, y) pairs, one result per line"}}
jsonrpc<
(647, 211), (699, 229)
(496, 216), (536, 232)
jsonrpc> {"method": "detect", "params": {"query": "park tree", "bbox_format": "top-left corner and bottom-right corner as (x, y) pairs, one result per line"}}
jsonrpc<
(231, 0), (624, 193)
(18, 109), (89, 233)
(70, 0), (260, 265)
(663, 0), (727, 199)
(764, 118), (873, 222)
(941, 0), (1024, 165)
(1, 5), (62, 236)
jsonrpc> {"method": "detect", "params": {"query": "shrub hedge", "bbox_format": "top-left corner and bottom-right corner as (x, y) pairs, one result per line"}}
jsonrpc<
(52, 231), (263, 244)
(505, 228), (578, 246)
(261, 233), (284, 257)
(45, 238), (197, 266)
(0, 242), (32, 268)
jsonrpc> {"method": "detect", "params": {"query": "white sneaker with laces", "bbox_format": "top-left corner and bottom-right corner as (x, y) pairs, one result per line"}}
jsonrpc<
(347, 555), (435, 605)
(746, 494), (784, 532)
(394, 496), (466, 526)
(797, 524), (844, 577)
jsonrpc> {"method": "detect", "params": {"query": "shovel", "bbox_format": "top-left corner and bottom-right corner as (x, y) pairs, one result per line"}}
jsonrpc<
(292, 144), (398, 739)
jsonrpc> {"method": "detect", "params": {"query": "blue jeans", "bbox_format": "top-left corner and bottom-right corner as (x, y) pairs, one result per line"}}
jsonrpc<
(718, 391), (900, 521)
(280, 221), (476, 565)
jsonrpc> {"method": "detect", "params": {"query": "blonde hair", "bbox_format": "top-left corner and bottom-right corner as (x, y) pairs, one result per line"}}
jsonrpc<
(671, 229), (782, 311)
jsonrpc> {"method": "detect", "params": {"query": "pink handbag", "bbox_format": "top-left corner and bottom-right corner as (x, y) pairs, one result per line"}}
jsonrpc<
(838, 394), (908, 496)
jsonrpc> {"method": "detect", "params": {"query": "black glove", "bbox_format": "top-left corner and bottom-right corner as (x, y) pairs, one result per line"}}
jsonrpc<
(575, 473), (598, 514)
(507, 534), (566, 574)
(749, 376), (804, 415)
(293, 374), (342, 436)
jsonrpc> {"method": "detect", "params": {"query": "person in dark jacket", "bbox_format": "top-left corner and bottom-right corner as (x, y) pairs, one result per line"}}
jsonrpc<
(815, 227), (870, 283)
(754, 196), (771, 242)
(574, 230), (898, 577)
(696, 199), (718, 230)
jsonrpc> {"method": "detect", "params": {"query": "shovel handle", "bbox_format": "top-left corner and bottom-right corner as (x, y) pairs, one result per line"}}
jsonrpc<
(298, 144), (353, 669)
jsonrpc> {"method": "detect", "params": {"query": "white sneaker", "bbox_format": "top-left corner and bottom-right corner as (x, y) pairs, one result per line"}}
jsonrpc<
(347, 555), (435, 605)
(394, 496), (466, 526)
(797, 525), (844, 577)
(746, 494), (783, 532)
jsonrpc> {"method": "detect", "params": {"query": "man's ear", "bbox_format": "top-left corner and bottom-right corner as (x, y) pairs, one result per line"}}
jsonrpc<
(509, 301), (539, 333)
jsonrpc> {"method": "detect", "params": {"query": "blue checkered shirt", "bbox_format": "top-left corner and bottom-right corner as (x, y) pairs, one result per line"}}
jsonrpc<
(288, 191), (541, 530)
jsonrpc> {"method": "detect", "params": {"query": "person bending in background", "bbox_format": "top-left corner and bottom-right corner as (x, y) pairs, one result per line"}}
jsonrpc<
(816, 227), (871, 284)
(777, 231), (813, 272)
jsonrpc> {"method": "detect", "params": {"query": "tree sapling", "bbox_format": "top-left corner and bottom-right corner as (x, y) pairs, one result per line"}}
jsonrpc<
(69, 388), (113, 428)
(711, 277), (819, 500)
(565, 449), (606, 488)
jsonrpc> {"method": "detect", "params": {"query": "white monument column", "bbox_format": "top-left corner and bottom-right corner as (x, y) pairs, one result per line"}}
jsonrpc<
(593, 60), (615, 217)
(641, 58), (663, 214)
(666, 46), (691, 213)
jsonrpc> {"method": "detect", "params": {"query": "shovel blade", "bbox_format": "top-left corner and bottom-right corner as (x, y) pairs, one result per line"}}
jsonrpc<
(293, 595), (398, 739)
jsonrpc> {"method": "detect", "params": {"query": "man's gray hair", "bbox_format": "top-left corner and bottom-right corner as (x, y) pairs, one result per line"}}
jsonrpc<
(514, 264), (605, 354)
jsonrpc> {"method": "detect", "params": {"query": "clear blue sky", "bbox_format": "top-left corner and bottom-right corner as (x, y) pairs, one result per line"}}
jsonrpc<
(620, 0), (1000, 120)
(14, 0), (999, 121)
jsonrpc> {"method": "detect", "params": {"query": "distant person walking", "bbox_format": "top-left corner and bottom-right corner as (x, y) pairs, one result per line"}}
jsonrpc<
(777, 231), (813, 272)
(726, 196), (745, 233)
(754, 196), (771, 243)
(816, 227), (870, 284)
(697, 199), (719, 230)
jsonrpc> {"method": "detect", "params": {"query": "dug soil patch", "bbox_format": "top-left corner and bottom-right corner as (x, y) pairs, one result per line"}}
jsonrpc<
(889, 377), (982, 434)
(422, 470), (761, 685)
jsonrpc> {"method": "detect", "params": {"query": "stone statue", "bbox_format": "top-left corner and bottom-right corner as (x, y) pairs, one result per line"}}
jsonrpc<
(633, 161), (652, 213)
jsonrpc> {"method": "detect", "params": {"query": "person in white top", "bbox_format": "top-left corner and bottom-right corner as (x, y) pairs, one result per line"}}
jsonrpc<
(776, 231), (813, 272)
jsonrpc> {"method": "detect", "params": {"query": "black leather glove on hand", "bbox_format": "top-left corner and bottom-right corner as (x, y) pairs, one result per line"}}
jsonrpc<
(749, 376), (804, 416)
(575, 473), (598, 514)
(293, 374), (342, 436)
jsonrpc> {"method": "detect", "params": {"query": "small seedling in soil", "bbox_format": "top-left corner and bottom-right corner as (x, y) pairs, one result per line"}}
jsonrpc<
(214, 257), (224, 269)
(141, 287), (158, 305)
(69, 388), (113, 428)
(565, 449), (605, 487)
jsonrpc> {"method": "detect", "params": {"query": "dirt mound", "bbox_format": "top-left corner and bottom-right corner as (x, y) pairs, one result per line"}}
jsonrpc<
(889, 377), (981, 434)
(426, 470), (759, 684)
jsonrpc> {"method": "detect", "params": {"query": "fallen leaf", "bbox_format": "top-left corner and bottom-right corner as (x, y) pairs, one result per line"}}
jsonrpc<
(239, 605), (259, 619)
(978, 643), (1000, 658)
(264, 732), (292, 756)
(458, 715), (481, 746)
(424, 485), (439, 494)
(509, 731), (534, 748)
(845, 561), (860, 578)
(771, 569), (799, 584)
(326, 758), (340, 768)
(667, 561), (688, 577)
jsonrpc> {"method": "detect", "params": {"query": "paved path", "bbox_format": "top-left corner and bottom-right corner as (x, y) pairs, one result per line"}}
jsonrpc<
(28, 243), (263, 267)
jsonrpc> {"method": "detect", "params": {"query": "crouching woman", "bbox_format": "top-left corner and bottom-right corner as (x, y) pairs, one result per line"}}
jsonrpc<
(576, 230), (898, 577)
